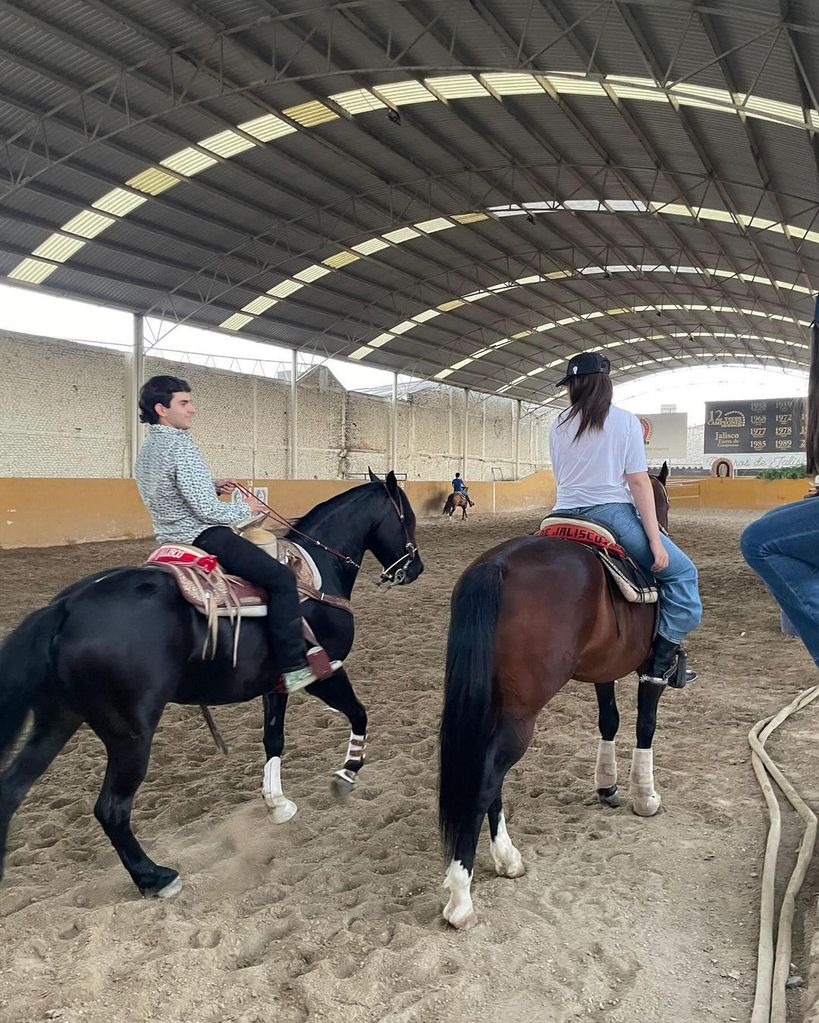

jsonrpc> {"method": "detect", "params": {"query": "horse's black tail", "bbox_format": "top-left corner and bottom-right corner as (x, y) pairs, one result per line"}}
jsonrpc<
(439, 560), (503, 859)
(0, 601), (68, 762)
(442, 495), (453, 515)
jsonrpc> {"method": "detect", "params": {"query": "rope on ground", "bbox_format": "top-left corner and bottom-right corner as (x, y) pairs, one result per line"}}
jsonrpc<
(750, 685), (819, 1023)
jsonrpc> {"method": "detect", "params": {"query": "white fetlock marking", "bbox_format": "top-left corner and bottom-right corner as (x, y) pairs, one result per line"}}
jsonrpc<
(157, 876), (183, 899)
(489, 812), (525, 878)
(262, 756), (298, 823)
(630, 747), (662, 816)
(595, 738), (618, 790)
(442, 860), (476, 929)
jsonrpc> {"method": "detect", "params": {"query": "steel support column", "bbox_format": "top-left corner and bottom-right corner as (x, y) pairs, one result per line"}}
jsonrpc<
(289, 349), (298, 479)
(391, 372), (399, 471)
(462, 387), (470, 480)
(127, 313), (144, 477)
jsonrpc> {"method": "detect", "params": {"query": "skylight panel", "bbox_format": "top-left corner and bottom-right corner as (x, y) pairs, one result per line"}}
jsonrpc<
(93, 188), (148, 217)
(425, 75), (489, 100)
(463, 291), (490, 302)
(369, 333), (394, 348)
(200, 130), (256, 158)
(353, 237), (390, 255)
(383, 227), (421, 244)
(242, 296), (277, 315)
(452, 212), (489, 224)
(323, 250), (360, 268)
(544, 74), (606, 96)
(267, 280), (303, 299)
(415, 217), (454, 233)
(437, 299), (465, 312)
(7, 258), (56, 284)
(220, 313), (253, 331)
(330, 89), (386, 115)
(413, 309), (440, 323)
(480, 73), (544, 96)
(32, 234), (86, 262)
(738, 94), (804, 125)
(161, 148), (218, 177)
(293, 264), (331, 283)
(450, 358), (475, 370)
(434, 368), (454, 379)
(374, 81), (437, 106)
(282, 101), (339, 128)
(126, 167), (179, 195)
(391, 321), (416, 335)
(238, 114), (296, 142)
(349, 346), (373, 360)
(62, 210), (115, 238)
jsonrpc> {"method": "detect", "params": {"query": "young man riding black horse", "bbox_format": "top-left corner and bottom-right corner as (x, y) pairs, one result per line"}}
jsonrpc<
(134, 375), (341, 694)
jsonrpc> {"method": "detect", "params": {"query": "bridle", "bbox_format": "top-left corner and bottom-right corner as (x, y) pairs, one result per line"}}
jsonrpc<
(376, 484), (418, 587)
(230, 481), (417, 585)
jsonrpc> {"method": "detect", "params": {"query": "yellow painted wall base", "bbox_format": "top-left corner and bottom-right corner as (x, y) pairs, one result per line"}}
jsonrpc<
(0, 471), (557, 549)
(668, 477), (810, 510)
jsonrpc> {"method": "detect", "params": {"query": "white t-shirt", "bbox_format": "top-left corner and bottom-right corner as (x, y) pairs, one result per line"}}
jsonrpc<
(549, 404), (648, 508)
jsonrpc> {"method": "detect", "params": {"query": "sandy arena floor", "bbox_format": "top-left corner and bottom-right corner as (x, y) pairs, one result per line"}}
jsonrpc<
(2, 507), (819, 1023)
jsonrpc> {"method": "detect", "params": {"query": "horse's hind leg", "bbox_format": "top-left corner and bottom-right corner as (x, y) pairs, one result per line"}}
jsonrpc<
(94, 729), (180, 897)
(261, 691), (298, 823)
(630, 681), (665, 817)
(444, 715), (532, 929)
(594, 681), (621, 808)
(0, 704), (82, 881)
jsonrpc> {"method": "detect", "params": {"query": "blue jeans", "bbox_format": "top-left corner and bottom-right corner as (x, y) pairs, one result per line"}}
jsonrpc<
(554, 502), (702, 644)
(740, 498), (819, 665)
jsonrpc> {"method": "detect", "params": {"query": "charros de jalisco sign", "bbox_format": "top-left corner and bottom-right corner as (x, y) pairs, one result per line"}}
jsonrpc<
(703, 398), (806, 468)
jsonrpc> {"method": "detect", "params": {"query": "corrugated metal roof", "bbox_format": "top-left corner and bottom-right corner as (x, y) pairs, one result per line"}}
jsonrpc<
(1, 0), (817, 399)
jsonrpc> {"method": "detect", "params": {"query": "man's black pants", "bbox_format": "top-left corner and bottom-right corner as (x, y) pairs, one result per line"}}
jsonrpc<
(194, 526), (306, 671)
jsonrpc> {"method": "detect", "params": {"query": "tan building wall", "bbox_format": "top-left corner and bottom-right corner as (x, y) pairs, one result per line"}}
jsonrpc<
(0, 330), (555, 483)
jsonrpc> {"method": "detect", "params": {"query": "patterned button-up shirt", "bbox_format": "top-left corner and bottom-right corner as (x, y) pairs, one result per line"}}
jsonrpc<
(135, 424), (252, 543)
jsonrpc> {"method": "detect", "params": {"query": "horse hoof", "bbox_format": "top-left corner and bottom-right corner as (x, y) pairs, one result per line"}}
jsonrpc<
(158, 875), (183, 899)
(499, 859), (526, 879)
(443, 905), (478, 930)
(597, 787), (621, 809)
(266, 796), (298, 823)
(632, 796), (663, 817)
(330, 771), (356, 801)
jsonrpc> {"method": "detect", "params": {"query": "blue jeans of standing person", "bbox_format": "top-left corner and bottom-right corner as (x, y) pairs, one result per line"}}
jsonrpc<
(554, 502), (702, 644)
(740, 498), (819, 665)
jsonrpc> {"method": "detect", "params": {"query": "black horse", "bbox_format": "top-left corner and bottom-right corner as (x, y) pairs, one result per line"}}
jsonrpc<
(0, 470), (422, 898)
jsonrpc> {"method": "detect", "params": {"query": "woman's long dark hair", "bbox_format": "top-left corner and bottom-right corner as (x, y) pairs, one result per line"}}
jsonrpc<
(807, 318), (819, 475)
(562, 373), (614, 439)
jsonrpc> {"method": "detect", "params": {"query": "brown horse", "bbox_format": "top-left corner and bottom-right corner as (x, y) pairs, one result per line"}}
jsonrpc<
(442, 491), (470, 520)
(438, 465), (672, 928)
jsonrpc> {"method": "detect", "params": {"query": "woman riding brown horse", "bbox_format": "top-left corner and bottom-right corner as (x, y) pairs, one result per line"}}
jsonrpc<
(437, 469), (675, 929)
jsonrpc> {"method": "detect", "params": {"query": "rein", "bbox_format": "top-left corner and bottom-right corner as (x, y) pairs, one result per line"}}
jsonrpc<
(229, 481), (416, 585)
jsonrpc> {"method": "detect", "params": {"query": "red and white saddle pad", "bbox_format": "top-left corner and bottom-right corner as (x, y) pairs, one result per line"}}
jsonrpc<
(146, 543), (219, 573)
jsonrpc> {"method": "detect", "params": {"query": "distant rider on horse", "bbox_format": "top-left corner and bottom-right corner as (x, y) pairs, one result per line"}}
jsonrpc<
(452, 472), (475, 507)
(134, 375), (342, 693)
(549, 352), (701, 686)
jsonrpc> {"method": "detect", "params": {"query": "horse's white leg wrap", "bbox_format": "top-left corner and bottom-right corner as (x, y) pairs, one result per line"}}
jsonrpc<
(629, 747), (662, 817)
(489, 812), (525, 878)
(333, 731), (366, 787)
(443, 860), (477, 929)
(595, 739), (618, 790)
(262, 756), (297, 823)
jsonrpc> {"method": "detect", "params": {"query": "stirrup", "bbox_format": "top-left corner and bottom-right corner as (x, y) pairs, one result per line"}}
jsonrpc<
(639, 649), (697, 689)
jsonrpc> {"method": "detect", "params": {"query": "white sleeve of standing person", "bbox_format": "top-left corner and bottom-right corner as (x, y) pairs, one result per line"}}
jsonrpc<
(174, 437), (255, 527)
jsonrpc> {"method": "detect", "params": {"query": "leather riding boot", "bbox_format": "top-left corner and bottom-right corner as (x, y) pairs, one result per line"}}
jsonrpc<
(640, 635), (698, 689)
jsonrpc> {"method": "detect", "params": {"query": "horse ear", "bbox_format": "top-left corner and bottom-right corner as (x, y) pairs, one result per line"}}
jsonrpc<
(385, 469), (399, 495)
(368, 466), (380, 483)
(659, 461), (669, 485)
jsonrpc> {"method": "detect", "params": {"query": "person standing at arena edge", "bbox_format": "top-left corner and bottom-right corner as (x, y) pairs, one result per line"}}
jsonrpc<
(134, 375), (342, 694)
(740, 309), (819, 666)
(549, 351), (701, 687)
(452, 471), (475, 507)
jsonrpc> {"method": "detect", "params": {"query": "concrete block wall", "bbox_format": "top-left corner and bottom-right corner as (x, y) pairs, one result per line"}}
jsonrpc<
(0, 329), (553, 481)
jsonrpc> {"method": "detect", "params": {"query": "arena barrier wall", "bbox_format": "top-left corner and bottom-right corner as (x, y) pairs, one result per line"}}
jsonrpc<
(668, 477), (810, 510)
(0, 471), (557, 549)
